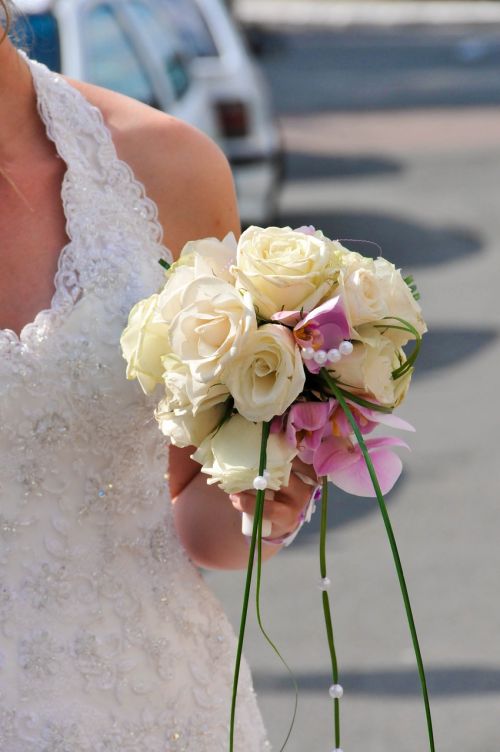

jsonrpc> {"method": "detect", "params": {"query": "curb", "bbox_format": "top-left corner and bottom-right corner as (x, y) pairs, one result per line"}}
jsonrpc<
(235, 1), (500, 26)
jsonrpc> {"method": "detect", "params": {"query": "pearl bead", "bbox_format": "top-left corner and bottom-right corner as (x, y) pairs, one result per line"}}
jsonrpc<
(318, 577), (331, 591)
(329, 683), (344, 699)
(302, 347), (315, 360)
(313, 349), (328, 365)
(339, 340), (353, 356)
(253, 475), (268, 491)
(327, 348), (341, 363)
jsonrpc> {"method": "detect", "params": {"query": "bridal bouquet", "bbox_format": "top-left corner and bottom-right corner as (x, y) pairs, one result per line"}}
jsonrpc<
(121, 226), (434, 751)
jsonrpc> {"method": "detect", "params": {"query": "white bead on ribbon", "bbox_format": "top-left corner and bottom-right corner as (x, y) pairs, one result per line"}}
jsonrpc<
(241, 471), (272, 537)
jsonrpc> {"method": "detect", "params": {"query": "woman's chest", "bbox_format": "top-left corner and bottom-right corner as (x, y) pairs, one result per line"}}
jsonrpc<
(0, 158), (68, 336)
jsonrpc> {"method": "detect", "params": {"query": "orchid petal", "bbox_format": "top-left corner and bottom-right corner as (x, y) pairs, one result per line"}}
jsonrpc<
(313, 435), (358, 477)
(349, 402), (415, 432)
(294, 225), (317, 235)
(285, 400), (336, 450)
(296, 296), (349, 336)
(271, 310), (302, 326)
(328, 437), (409, 497)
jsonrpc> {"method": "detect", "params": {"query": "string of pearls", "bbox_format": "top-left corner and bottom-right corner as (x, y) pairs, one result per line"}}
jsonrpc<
(301, 340), (353, 366)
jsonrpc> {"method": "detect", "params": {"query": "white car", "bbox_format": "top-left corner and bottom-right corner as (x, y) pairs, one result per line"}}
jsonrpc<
(153, 0), (283, 224)
(13, 0), (217, 165)
(15, 0), (282, 225)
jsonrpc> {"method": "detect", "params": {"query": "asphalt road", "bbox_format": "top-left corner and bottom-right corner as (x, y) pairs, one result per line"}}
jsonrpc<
(207, 24), (500, 751)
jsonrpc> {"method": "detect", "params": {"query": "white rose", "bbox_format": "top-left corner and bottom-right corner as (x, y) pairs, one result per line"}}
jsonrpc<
(169, 276), (256, 383)
(223, 324), (305, 422)
(234, 225), (342, 319)
(156, 402), (225, 448)
(192, 414), (298, 494)
(179, 233), (237, 284)
(120, 294), (170, 394)
(157, 233), (237, 324)
(373, 258), (427, 346)
(339, 254), (390, 327)
(329, 335), (401, 406)
(155, 354), (228, 447)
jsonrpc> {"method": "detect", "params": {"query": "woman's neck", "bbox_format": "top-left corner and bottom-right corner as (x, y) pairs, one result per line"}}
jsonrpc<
(0, 40), (47, 167)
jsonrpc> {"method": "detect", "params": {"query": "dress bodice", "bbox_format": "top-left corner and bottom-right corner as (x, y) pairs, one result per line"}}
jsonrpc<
(0, 56), (269, 751)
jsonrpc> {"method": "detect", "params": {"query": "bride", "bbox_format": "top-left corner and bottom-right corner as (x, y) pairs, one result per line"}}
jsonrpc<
(0, 2), (315, 749)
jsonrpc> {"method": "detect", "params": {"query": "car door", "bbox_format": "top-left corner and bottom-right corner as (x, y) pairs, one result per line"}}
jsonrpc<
(64, 0), (167, 109)
(121, 0), (217, 135)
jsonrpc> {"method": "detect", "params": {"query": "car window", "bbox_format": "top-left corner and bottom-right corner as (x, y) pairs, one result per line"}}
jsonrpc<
(160, 0), (219, 58)
(11, 12), (61, 72)
(127, 1), (191, 100)
(81, 3), (158, 106)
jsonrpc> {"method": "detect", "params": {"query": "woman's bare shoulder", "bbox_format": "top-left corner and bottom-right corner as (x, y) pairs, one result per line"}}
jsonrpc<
(67, 79), (240, 256)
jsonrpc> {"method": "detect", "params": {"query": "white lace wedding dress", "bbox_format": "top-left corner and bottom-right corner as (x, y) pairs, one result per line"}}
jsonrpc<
(0, 55), (271, 751)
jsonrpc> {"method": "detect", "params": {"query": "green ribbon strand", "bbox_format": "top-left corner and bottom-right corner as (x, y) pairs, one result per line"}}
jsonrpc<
(321, 369), (436, 752)
(256, 482), (299, 751)
(319, 476), (341, 748)
(229, 422), (270, 751)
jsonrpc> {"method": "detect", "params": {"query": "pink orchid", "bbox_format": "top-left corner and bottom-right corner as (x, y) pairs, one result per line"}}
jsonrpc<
(294, 225), (317, 235)
(313, 435), (409, 497)
(284, 400), (337, 464)
(332, 400), (415, 437)
(293, 296), (351, 374)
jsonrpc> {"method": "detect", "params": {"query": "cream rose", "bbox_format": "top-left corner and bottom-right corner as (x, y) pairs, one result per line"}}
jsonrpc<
(339, 255), (389, 328)
(339, 254), (427, 345)
(329, 335), (401, 406)
(234, 225), (341, 319)
(373, 258), (427, 346)
(192, 414), (298, 494)
(120, 294), (170, 394)
(155, 354), (228, 447)
(169, 277), (256, 383)
(157, 233), (237, 324)
(222, 324), (305, 422)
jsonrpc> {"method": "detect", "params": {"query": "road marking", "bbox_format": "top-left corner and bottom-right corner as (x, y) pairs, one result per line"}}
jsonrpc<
(281, 107), (500, 155)
(237, 1), (500, 27)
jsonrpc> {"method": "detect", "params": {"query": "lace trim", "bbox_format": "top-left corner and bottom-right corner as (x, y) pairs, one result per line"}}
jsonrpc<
(0, 53), (171, 353)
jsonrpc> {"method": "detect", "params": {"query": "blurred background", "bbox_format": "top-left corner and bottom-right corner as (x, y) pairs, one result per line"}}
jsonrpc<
(14, 0), (500, 749)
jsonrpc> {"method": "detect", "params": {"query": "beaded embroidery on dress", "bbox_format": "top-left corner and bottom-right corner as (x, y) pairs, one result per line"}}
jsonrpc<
(0, 56), (271, 751)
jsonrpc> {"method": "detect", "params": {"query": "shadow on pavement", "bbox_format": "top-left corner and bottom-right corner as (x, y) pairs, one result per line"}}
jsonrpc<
(414, 325), (499, 377)
(279, 209), (483, 269)
(284, 152), (404, 181)
(254, 665), (500, 697)
(295, 480), (402, 544)
(293, 325), (498, 540)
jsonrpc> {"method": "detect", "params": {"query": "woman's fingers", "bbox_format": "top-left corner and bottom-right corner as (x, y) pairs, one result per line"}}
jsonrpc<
(290, 457), (319, 485)
(230, 490), (304, 536)
(229, 462), (319, 538)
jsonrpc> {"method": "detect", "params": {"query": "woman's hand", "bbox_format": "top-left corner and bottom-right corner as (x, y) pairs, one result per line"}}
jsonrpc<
(229, 458), (319, 542)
